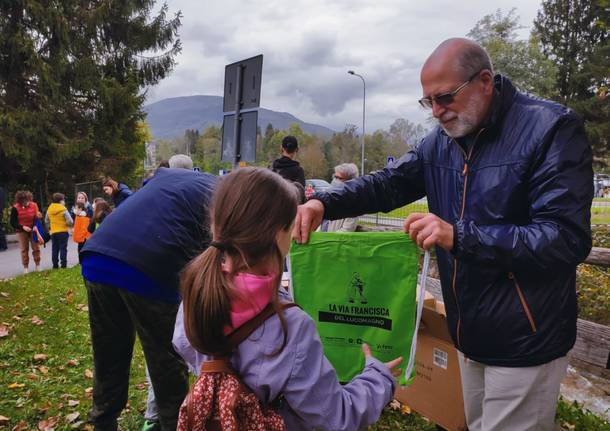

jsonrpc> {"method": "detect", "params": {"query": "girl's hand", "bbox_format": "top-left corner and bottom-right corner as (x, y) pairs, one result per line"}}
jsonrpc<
(362, 343), (402, 377)
(22, 226), (32, 232)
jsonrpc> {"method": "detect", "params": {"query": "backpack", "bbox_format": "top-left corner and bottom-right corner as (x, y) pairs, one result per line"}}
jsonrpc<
(177, 303), (297, 431)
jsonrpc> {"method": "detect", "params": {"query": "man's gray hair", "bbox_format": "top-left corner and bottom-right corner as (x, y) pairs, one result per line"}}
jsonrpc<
(334, 163), (359, 180)
(169, 154), (194, 170)
(456, 42), (494, 79)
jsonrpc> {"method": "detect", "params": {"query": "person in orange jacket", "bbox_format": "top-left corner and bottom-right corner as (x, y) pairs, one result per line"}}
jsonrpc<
(72, 202), (91, 263)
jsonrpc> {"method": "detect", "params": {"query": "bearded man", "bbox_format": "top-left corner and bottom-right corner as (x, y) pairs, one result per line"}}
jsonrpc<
(293, 38), (593, 430)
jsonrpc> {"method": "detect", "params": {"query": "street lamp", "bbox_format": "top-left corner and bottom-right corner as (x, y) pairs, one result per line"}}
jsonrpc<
(348, 70), (366, 175)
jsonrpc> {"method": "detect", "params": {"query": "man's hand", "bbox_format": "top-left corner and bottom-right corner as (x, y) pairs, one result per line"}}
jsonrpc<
(292, 199), (325, 244)
(404, 213), (454, 250)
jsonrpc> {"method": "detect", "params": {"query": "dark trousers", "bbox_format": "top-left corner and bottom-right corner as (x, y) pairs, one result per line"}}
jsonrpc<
(77, 241), (85, 264)
(0, 224), (6, 250)
(51, 231), (69, 268)
(84, 280), (188, 431)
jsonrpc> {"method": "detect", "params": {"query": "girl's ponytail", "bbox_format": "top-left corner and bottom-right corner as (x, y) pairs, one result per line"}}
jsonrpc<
(181, 245), (233, 355)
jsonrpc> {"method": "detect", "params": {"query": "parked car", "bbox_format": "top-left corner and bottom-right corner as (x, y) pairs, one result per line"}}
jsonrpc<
(305, 179), (331, 193)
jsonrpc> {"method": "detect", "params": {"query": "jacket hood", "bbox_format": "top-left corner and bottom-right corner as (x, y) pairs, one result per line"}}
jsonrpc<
(272, 156), (300, 170)
(47, 203), (66, 216)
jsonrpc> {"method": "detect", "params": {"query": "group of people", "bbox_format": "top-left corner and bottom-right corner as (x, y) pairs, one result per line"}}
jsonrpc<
(12, 37), (592, 431)
(3, 177), (129, 273)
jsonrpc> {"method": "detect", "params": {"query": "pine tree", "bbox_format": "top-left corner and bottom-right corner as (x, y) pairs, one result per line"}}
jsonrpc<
(0, 1), (181, 195)
(534, 0), (609, 163)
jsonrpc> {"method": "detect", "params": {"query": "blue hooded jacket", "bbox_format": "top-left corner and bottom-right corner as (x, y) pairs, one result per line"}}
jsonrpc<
(316, 76), (593, 367)
(82, 168), (217, 298)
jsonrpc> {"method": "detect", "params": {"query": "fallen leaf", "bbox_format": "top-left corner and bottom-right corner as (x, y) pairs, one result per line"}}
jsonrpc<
(389, 400), (401, 410)
(84, 369), (93, 379)
(0, 291), (9, 297)
(0, 416), (9, 425)
(31, 315), (44, 326)
(33, 354), (48, 362)
(70, 421), (84, 429)
(65, 290), (74, 304)
(67, 400), (80, 407)
(12, 420), (28, 431)
(67, 359), (79, 367)
(12, 315), (22, 321)
(8, 382), (25, 389)
(0, 325), (9, 338)
(84, 387), (93, 396)
(65, 412), (80, 423)
(400, 404), (411, 415)
(38, 366), (49, 374)
(27, 373), (39, 380)
(37, 416), (59, 431)
(135, 383), (146, 390)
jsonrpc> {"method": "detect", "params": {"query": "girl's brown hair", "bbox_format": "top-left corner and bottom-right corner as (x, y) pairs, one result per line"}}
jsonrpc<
(14, 190), (31, 206)
(181, 167), (299, 356)
(102, 178), (119, 194)
(93, 200), (112, 223)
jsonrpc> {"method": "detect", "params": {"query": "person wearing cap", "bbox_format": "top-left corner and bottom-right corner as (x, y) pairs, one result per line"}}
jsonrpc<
(293, 38), (593, 430)
(271, 135), (306, 187)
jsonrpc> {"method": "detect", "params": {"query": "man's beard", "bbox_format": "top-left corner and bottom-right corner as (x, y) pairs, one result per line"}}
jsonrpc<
(438, 96), (484, 138)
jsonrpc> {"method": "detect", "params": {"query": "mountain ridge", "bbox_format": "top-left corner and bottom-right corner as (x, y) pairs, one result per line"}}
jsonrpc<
(143, 95), (335, 140)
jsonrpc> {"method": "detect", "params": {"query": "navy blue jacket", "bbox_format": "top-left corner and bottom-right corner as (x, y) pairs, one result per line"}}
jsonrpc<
(317, 76), (593, 367)
(82, 168), (217, 293)
(113, 183), (133, 208)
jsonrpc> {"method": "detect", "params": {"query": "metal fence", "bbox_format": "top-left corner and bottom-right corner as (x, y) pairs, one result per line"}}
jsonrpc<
(362, 198), (610, 226)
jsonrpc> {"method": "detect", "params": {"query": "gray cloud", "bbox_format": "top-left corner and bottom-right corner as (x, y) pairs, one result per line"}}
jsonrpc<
(146, 0), (543, 131)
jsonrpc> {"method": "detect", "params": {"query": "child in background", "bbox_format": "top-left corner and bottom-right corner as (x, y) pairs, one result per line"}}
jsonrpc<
(46, 192), (73, 269)
(88, 200), (112, 235)
(72, 202), (91, 263)
(174, 167), (402, 430)
(71, 191), (93, 219)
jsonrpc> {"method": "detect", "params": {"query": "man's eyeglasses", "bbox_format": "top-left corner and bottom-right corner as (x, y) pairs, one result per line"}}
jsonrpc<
(333, 174), (348, 181)
(418, 70), (481, 110)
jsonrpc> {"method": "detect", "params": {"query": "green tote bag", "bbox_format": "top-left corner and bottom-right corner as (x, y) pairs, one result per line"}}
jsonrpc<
(290, 231), (422, 385)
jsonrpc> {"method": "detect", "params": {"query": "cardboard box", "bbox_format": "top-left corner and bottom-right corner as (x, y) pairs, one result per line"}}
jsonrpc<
(395, 298), (468, 431)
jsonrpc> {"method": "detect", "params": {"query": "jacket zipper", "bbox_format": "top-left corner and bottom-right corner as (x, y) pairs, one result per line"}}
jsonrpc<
(508, 272), (537, 333)
(451, 129), (485, 349)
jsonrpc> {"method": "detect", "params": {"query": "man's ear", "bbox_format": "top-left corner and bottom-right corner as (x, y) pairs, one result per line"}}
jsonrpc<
(480, 69), (494, 95)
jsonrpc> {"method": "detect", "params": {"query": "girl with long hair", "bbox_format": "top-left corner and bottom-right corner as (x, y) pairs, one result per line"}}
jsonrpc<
(175, 167), (401, 430)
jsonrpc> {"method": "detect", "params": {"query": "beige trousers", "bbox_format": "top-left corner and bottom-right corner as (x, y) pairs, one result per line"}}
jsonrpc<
(17, 231), (41, 267)
(458, 352), (568, 431)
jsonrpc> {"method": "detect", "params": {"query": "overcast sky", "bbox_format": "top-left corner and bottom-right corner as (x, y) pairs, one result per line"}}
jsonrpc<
(145, 0), (543, 133)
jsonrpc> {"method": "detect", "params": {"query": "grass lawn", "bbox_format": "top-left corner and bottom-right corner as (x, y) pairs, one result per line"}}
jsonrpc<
(1, 267), (608, 430)
(377, 203), (610, 225)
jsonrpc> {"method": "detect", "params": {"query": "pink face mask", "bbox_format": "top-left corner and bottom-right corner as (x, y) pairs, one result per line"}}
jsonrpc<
(225, 272), (276, 333)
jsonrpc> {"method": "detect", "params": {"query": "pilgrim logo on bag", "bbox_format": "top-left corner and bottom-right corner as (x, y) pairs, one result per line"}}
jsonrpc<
(319, 273), (393, 331)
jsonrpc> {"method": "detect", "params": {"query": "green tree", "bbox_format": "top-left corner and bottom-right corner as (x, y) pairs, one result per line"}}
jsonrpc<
(467, 9), (558, 98)
(534, 0), (609, 163)
(388, 118), (427, 156)
(0, 0), (181, 196)
(184, 129), (200, 156)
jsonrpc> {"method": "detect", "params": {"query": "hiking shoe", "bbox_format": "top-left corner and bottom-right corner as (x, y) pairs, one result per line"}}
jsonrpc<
(141, 420), (160, 431)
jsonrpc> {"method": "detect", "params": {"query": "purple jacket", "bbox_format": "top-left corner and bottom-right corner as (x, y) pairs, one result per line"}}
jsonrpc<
(172, 289), (396, 430)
